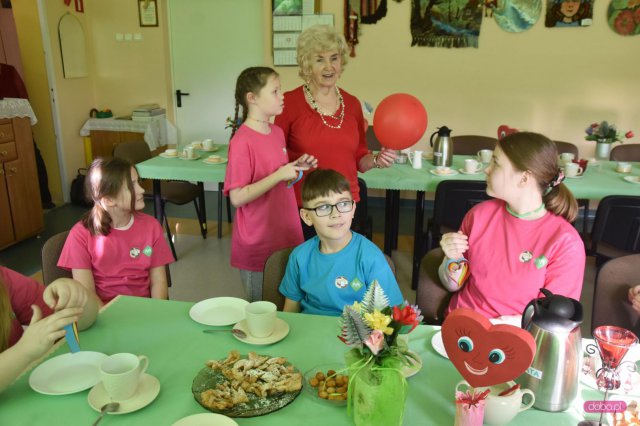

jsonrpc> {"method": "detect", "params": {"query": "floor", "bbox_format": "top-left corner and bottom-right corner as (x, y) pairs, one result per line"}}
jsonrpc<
(0, 192), (597, 335)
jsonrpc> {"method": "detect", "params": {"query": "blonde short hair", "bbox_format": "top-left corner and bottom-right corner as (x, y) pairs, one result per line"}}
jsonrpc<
(296, 25), (349, 81)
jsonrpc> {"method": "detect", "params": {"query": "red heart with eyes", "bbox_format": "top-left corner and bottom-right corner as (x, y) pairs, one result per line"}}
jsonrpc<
(497, 124), (518, 140)
(442, 308), (536, 388)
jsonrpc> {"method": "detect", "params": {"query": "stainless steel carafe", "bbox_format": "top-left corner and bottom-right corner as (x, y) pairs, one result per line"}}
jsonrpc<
(430, 126), (453, 167)
(516, 288), (583, 412)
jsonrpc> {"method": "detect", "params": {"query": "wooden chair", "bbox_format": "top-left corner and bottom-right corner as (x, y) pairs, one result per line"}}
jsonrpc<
(353, 178), (373, 240)
(591, 254), (640, 335)
(113, 141), (205, 260)
(41, 230), (172, 288)
(610, 144), (640, 162)
(554, 140), (589, 232)
(416, 248), (451, 325)
(451, 135), (497, 156)
(262, 247), (397, 311)
(589, 195), (640, 267)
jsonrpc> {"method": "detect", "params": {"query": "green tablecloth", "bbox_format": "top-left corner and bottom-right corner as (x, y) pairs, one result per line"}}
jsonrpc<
(136, 145), (229, 183)
(360, 157), (640, 199)
(1, 296), (605, 425)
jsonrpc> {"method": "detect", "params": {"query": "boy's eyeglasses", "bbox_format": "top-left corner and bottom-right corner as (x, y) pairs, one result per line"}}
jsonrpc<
(303, 200), (354, 217)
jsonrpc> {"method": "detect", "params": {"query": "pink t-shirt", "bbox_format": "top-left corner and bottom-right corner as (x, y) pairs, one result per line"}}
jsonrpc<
(57, 213), (174, 303)
(447, 199), (585, 318)
(0, 266), (52, 348)
(223, 124), (303, 272)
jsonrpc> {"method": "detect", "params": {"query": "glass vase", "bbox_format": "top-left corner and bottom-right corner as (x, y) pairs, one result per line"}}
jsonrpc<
(346, 351), (408, 426)
(595, 141), (612, 161)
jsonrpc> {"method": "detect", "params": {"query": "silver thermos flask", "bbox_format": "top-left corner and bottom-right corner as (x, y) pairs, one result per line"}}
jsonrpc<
(516, 288), (583, 412)
(430, 126), (453, 167)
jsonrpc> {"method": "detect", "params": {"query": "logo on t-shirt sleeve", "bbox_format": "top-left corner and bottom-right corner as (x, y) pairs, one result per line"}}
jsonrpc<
(335, 276), (349, 289)
(143, 246), (153, 257)
(129, 247), (141, 258)
(350, 278), (364, 292)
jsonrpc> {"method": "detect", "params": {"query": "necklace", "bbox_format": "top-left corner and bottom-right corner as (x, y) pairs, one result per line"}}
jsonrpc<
(247, 117), (270, 125)
(506, 203), (546, 219)
(303, 84), (345, 129)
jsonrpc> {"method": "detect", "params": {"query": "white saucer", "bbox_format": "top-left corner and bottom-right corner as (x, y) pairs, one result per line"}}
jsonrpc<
(232, 318), (290, 345)
(179, 154), (201, 161)
(29, 351), (108, 395)
(189, 297), (248, 326)
(458, 168), (483, 175)
(431, 331), (448, 359)
(197, 146), (219, 152)
(402, 350), (423, 378)
(172, 413), (238, 426)
(623, 175), (640, 184)
(88, 373), (160, 414)
(202, 157), (227, 165)
(159, 152), (178, 159)
(429, 169), (459, 177)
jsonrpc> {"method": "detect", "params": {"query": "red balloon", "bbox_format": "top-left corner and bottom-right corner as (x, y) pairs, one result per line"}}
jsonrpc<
(373, 94), (428, 150)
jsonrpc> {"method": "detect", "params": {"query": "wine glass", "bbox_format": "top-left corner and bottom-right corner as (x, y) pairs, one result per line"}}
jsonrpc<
(583, 325), (638, 426)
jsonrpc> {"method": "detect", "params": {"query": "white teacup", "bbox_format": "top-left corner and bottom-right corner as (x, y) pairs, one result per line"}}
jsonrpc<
(464, 158), (483, 173)
(164, 148), (177, 157)
(564, 162), (584, 177)
(456, 380), (535, 425)
(184, 146), (195, 159)
(202, 139), (214, 150)
(100, 353), (149, 401)
(616, 162), (632, 173)
(477, 149), (493, 163)
(559, 152), (575, 164)
(245, 301), (277, 338)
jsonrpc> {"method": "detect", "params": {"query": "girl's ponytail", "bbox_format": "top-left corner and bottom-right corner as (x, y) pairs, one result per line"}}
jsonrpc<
(230, 102), (240, 139)
(543, 182), (578, 223)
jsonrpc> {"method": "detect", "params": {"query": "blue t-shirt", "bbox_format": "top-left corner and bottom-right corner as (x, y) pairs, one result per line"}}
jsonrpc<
(279, 232), (404, 316)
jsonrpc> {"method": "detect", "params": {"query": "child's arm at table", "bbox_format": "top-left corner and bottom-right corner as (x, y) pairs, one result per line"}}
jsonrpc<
(72, 269), (104, 308)
(283, 298), (300, 313)
(149, 266), (168, 300)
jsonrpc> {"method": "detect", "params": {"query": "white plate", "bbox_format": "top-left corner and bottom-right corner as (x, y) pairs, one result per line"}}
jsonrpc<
(403, 350), (423, 378)
(458, 168), (484, 175)
(173, 413), (238, 426)
(429, 169), (459, 177)
(431, 331), (448, 359)
(232, 318), (290, 345)
(202, 157), (228, 165)
(29, 351), (108, 395)
(179, 154), (201, 161)
(623, 175), (640, 184)
(581, 338), (640, 396)
(159, 152), (179, 159)
(88, 373), (160, 414)
(189, 297), (249, 326)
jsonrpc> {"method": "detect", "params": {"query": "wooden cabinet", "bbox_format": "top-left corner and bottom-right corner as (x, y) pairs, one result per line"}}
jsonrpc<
(0, 117), (43, 250)
(89, 130), (145, 159)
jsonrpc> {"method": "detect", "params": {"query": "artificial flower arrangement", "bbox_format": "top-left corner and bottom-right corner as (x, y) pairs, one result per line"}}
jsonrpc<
(338, 281), (422, 426)
(585, 121), (634, 144)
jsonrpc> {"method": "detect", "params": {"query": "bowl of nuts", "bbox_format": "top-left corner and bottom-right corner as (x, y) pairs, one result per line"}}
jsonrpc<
(303, 363), (350, 406)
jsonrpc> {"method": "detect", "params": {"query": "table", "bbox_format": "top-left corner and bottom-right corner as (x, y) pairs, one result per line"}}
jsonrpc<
(80, 116), (177, 151)
(136, 146), (231, 238)
(0, 296), (605, 425)
(0, 98), (37, 125)
(360, 157), (640, 289)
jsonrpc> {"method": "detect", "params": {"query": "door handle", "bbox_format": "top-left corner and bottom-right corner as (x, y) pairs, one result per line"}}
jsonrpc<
(176, 89), (190, 108)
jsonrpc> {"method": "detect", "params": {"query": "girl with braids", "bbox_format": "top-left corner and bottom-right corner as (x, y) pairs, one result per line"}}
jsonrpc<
(224, 67), (316, 302)
(0, 268), (98, 391)
(439, 132), (585, 319)
(58, 158), (174, 306)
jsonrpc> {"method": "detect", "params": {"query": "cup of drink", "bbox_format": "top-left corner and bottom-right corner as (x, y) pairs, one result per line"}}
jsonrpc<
(477, 149), (493, 163)
(100, 353), (149, 401)
(564, 162), (583, 177)
(559, 153), (575, 164)
(184, 146), (195, 159)
(202, 139), (214, 150)
(464, 159), (483, 173)
(245, 301), (277, 338)
(616, 162), (632, 173)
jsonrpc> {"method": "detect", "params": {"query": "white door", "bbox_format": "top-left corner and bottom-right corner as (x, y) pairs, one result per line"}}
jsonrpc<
(167, 0), (264, 147)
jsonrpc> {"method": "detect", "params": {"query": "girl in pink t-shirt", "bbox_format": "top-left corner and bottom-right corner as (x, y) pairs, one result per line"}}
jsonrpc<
(439, 132), (585, 319)
(224, 67), (317, 302)
(58, 158), (174, 306)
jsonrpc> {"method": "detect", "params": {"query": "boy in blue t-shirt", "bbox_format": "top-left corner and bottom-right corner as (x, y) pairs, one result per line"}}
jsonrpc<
(279, 169), (404, 316)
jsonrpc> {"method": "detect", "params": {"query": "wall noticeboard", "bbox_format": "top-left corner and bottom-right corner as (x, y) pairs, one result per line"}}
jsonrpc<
(138, 0), (158, 27)
(272, 14), (334, 66)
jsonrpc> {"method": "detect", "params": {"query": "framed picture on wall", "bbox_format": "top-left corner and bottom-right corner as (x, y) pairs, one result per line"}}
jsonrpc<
(138, 0), (158, 27)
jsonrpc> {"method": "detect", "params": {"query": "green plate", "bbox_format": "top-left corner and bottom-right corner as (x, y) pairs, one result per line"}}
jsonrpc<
(192, 359), (301, 418)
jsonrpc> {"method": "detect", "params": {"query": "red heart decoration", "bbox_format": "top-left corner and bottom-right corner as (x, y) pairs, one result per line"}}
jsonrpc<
(497, 124), (518, 140)
(442, 308), (536, 388)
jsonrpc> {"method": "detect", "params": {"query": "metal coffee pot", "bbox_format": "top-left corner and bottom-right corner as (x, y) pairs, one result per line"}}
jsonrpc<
(516, 288), (583, 412)
(430, 126), (453, 167)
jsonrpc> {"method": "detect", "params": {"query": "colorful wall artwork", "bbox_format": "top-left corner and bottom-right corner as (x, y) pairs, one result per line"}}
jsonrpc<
(411, 0), (484, 48)
(544, 0), (594, 27)
(607, 0), (640, 36)
(493, 0), (542, 33)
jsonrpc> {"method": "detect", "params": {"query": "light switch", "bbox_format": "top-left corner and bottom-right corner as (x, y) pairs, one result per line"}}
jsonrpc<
(133, 33), (143, 41)
(124, 33), (133, 41)
(115, 33), (124, 41)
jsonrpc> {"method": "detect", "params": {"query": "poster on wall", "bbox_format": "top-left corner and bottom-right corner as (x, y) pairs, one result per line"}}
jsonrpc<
(607, 0), (640, 36)
(273, 0), (303, 15)
(493, 0), (542, 32)
(545, 0), (594, 27)
(410, 0), (484, 48)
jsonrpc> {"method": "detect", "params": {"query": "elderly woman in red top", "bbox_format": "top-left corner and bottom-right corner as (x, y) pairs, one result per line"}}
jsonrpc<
(275, 25), (396, 238)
